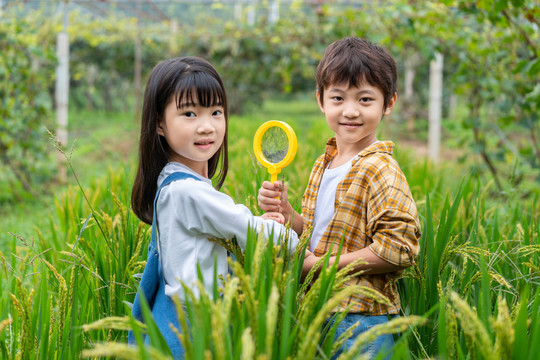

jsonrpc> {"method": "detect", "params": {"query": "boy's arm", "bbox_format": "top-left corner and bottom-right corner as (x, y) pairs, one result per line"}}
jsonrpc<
(258, 180), (304, 235)
(301, 247), (405, 279)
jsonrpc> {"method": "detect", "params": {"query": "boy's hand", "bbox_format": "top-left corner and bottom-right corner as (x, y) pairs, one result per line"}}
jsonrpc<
(260, 211), (285, 224)
(258, 180), (289, 214)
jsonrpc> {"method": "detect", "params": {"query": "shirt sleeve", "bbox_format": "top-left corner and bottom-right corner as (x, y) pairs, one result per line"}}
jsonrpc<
(169, 179), (299, 252)
(365, 162), (421, 267)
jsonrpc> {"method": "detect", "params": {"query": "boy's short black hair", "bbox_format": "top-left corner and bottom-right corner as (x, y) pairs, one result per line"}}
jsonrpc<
(316, 37), (397, 110)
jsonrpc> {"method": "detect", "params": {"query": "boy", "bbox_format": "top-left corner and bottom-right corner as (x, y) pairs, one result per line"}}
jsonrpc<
(258, 37), (421, 359)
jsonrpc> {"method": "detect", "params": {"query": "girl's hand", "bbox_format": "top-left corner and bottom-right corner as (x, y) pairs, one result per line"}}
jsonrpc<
(258, 180), (289, 213)
(261, 211), (285, 224)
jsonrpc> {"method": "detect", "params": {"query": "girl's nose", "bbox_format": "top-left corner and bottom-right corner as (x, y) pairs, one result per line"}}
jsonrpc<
(198, 116), (215, 133)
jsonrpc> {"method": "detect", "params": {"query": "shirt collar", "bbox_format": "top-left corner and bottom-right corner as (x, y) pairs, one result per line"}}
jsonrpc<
(324, 137), (394, 165)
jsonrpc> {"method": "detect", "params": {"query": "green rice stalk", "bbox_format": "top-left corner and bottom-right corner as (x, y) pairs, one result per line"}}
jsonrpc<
(172, 296), (192, 359)
(39, 258), (68, 349)
(209, 302), (227, 360)
(0, 318), (12, 334)
(449, 291), (495, 360)
(81, 342), (171, 359)
(518, 244), (540, 257)
(251, 228), (268, 282)
(338, 315), (427, 360)
(229, 260), (257, 329)
(111, 191), (128, 241)
(48, 294), (55, 348)
(296, 285), (364, 360)
(445, 302), (458, 360)
(126, 222), (148, 274)
(110, 273), (116, 314)
(83, 316), (140, 332)
(240, 327), (255, 360)
(221, 277), (240, 321)
(264, 285), (279, 358)
(331, 313), (357, 356)
(492, 296), (514, 360)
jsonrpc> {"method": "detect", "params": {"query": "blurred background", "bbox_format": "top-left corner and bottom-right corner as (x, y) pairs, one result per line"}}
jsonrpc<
(1, 0), (538, 243)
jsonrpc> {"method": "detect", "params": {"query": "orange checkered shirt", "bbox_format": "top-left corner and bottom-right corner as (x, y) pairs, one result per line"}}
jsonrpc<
(302, 138), (421, 315)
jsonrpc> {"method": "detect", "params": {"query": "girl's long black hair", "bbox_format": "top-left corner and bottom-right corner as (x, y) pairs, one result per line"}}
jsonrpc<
(131, 56), (229, 224)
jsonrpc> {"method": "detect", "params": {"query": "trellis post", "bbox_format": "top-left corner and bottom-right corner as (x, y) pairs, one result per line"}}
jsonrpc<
(55, 0), (69, 183)
(428, 52), (443, 162)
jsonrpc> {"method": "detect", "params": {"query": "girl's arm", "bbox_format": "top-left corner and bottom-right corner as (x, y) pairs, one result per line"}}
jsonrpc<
(170, 179), (299, 250)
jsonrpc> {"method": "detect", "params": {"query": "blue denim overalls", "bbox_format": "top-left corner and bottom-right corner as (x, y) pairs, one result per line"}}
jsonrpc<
(128, 172), (200, 359)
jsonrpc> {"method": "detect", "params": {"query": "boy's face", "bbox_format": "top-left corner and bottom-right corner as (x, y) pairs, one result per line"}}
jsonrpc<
(317, 82), (396, 154)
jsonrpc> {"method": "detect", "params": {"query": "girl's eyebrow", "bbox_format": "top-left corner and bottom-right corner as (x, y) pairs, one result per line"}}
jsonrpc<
(177, 101), (223, 108)
(178, 101), (196, 108)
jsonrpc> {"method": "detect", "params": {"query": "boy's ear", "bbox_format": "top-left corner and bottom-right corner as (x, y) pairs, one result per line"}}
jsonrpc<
(316, 90), (325, 113)
(383, 93), (397, 115)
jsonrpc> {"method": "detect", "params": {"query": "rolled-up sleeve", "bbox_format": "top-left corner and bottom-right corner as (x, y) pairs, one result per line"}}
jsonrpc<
(366, 163), (421, 267)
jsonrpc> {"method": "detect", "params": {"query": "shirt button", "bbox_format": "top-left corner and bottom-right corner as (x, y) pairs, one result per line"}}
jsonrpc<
(338, 196), (343, 202)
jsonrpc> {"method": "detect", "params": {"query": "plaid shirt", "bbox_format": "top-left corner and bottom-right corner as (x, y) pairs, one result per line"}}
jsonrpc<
(302, 138), (421, 315)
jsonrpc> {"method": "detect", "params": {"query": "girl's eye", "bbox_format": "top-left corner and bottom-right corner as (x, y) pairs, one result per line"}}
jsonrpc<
(213, 109), (223, 116)
(184, 111), (196, 117)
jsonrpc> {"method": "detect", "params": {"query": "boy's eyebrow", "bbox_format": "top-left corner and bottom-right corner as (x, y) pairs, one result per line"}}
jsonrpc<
(327, 87), (377, 96)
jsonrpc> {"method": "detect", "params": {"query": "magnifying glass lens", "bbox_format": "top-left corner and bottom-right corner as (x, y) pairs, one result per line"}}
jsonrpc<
(261, 126), (289, 164)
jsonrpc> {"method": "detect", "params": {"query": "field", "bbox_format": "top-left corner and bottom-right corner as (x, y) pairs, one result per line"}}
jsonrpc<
(1, 96), (539, 359)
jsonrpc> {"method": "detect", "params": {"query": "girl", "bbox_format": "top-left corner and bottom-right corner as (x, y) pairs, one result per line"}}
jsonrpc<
(129, 56), (298, 358)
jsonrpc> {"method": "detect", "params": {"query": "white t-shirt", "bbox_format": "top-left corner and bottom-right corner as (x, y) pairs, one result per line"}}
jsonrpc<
(309, 159), (352, 252)
(156, 162), (299, 301)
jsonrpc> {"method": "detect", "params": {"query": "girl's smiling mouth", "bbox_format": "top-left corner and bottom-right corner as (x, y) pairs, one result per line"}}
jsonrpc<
(194, 139), (215, 149)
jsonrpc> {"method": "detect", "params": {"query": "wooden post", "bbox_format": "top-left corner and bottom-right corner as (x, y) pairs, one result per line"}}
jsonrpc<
(55, 0), (69, 183)
(428, 52), (443, 162)
(404, 55), (416, 132)
(247, 4), (256, 26)
(269, 0), (279, 23)
(134, 0), (142, 123)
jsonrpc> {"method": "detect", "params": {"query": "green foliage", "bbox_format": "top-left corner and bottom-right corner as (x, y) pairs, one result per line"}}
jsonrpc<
(2, 1), (539, 200)
(0, 11), (56, 201)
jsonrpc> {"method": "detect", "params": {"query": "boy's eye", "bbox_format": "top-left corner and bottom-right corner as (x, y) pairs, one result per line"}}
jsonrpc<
(359, 97), (372, 103)
(331, 96), (343, 101)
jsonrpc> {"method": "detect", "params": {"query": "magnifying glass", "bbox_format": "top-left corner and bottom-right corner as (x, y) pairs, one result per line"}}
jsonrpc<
(253, 120), (297, 183)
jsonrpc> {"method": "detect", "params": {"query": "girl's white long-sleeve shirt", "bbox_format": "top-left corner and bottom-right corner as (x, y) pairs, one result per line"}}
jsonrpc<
(156, 162), (299, 302)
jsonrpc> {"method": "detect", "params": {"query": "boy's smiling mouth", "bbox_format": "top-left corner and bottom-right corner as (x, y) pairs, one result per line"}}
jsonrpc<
(340, 122), (363, 128)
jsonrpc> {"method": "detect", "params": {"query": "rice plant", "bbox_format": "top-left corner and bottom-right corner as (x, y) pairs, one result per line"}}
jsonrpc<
(1, 114), (538, 359)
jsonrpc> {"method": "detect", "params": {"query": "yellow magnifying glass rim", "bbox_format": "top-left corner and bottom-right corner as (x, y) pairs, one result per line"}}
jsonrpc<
(253, 120), (297, 183)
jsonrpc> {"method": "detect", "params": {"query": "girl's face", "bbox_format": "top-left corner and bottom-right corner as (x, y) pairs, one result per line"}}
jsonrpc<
(158, 94), (226, 178)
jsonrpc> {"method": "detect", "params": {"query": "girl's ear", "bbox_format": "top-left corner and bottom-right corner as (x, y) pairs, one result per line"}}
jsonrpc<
(157, 121), (165, 136)
(383, 92), (397, 115)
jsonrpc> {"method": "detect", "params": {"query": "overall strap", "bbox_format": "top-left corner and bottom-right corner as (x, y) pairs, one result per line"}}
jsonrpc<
(151, 172), (202, 247)
(128, 171), (202, 343)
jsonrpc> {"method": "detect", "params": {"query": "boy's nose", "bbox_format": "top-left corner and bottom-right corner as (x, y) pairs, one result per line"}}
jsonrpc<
(343, 104), (360, 118)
